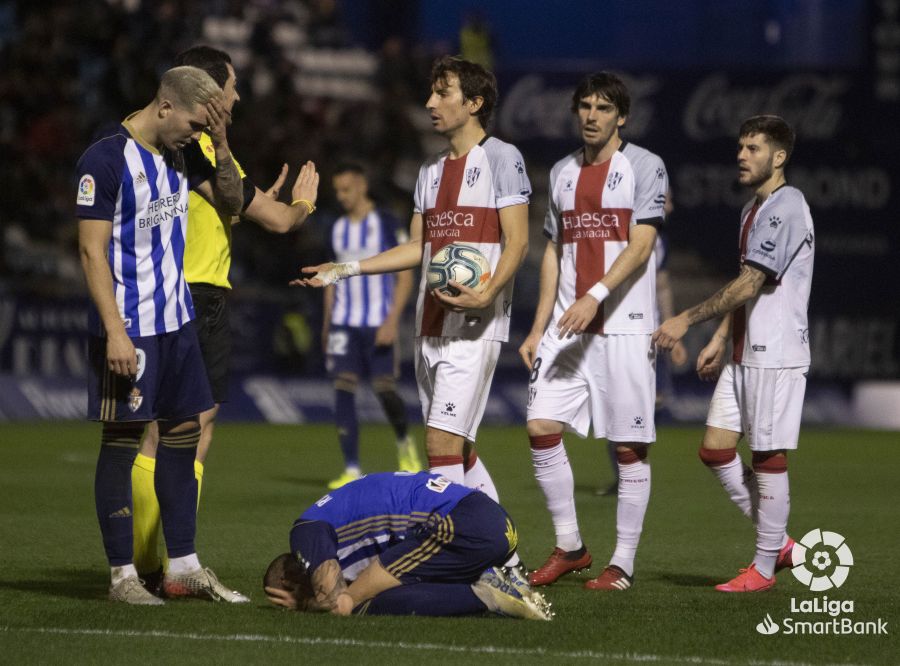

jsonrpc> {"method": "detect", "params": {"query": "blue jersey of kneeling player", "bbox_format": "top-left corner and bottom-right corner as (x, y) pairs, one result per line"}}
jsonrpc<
(298, 472), (474, 578)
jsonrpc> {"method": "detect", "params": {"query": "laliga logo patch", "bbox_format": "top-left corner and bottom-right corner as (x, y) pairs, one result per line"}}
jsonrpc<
(791, 529), (853, 591)
(135, 348), (146, 382)
(465, 166), (481, 187)
(77, 175), (96, 206)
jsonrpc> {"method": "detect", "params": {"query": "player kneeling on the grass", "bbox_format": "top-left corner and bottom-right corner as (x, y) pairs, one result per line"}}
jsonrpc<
(263, 472), (551, 620)
(520, 72), (668, 592)
(652, 115), (814, 592)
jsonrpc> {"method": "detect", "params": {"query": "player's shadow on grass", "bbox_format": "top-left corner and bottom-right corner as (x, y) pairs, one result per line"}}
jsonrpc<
(0, 568), (106, 601)
(654, 572), (720, 587)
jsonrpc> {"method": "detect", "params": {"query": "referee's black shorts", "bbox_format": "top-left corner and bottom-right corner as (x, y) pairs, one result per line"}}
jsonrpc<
(188, 282), (231, 404)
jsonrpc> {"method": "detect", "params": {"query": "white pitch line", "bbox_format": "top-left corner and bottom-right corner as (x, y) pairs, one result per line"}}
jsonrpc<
(0, 626), (868, 666)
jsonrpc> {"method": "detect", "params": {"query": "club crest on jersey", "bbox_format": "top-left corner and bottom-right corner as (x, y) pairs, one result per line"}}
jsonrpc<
(465, 167), (481, 187)
(606, 171), (623, 190)
(77, 174), (95, 206)
(127, 387), (143, 413)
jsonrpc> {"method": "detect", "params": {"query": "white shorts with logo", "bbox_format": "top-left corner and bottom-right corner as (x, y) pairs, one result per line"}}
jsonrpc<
(706, 362), (808, 451)
(415, 336), (502, 442)
(526, 328), (656, 442)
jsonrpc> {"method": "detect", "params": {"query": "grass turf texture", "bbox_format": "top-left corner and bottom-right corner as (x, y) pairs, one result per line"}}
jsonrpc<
(0, 423), (896, 665)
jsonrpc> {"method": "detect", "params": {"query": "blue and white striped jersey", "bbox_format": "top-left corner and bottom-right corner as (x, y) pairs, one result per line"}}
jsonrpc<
(75, 118), (214, 338)
(327, 209), (404, 328)
(298, 472), (474, 580)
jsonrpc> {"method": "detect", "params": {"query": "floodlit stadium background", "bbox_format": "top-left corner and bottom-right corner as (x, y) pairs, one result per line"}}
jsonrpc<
(0, 0), (897, 426)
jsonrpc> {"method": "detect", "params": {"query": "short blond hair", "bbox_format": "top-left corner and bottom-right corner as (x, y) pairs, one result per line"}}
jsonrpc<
(158, 66), (221, 109)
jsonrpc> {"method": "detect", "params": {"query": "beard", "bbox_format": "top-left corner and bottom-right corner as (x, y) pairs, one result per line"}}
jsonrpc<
(744, 157), (775, 188)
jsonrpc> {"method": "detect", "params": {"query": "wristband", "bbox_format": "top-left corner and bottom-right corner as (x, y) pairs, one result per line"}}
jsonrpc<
(587, 282), (610, 303)
(291, 198), (316, 214)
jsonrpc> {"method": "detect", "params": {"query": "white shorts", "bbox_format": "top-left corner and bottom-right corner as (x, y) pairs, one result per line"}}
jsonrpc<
(415, 336), (502, 442)
(706, 363), (808, 451)
(526, 329), (656, 442)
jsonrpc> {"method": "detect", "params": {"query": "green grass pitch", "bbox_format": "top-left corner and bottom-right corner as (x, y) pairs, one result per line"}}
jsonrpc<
(0, 422), (896, 664)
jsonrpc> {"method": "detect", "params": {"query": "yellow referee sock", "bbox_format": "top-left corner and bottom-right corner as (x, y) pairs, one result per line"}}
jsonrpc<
(131, 453), (162, 575)
(195, 459), (204, 508)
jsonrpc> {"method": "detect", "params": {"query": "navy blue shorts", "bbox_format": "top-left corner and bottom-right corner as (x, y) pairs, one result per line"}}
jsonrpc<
(326, 326), (396, 379)
(380, 492), (516, 584)
(87, 321), (214, 422)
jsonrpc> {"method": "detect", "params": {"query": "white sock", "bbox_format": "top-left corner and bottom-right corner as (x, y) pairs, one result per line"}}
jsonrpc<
(707, 453), (758, 521)
(610, 459), (651, 577)
(503, 552), (521, 567)
(111, 564), (138, 585)
(168, 553), (201, 574)
(531, 440), (581, 552)
(430, 463), (464, 485)
(464, 456), (499, 502)
(753, 472), (790, 578)
(345, 464), (361, 476)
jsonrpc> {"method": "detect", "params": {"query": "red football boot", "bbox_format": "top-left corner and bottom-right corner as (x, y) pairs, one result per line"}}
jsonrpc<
(528, 545), (592, 586)
(584, 565), (633, 591)
(715, 564), (776, 592)
(775, 537), (796, 573)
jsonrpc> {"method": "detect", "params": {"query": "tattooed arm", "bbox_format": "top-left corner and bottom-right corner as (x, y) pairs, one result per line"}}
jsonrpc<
(652, 264), (767, 350)
(306, 559), (349, 612)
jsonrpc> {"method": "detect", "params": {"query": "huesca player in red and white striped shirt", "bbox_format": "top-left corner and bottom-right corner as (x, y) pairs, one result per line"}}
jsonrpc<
(295, 57), (532, 581)
(520, 72), (668, 593)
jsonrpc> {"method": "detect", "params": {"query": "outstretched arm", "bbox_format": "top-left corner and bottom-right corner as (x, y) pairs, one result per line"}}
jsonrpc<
(292, 214), (424, 288)
(653, 264), (766, 350)
(244, 161), (320, 233)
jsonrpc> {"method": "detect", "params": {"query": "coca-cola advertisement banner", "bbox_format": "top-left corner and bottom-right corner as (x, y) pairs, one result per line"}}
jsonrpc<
(497, 69), (899, 379)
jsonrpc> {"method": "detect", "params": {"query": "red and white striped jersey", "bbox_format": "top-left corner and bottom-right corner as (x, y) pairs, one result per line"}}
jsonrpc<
(413, 137), (531, 340)
(544, 142), (668, 335)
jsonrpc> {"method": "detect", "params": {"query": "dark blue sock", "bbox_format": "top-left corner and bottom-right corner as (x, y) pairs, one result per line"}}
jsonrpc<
(155, 424), (200, 558)
(94, 423), (142, 566)
(360, 583), (485, 616)
(376, 390), (408, 440)
(335, 389), (359, 467)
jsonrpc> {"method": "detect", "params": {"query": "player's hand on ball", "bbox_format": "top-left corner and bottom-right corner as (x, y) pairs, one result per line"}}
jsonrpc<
(433, 280), (490, 312)
(557, 294), (600, 339)
(519, 330), (542, 371)
(652, 314), (689, 350)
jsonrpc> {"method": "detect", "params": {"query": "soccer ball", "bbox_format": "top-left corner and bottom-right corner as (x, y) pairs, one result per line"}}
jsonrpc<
(426, 243), (491, 296)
